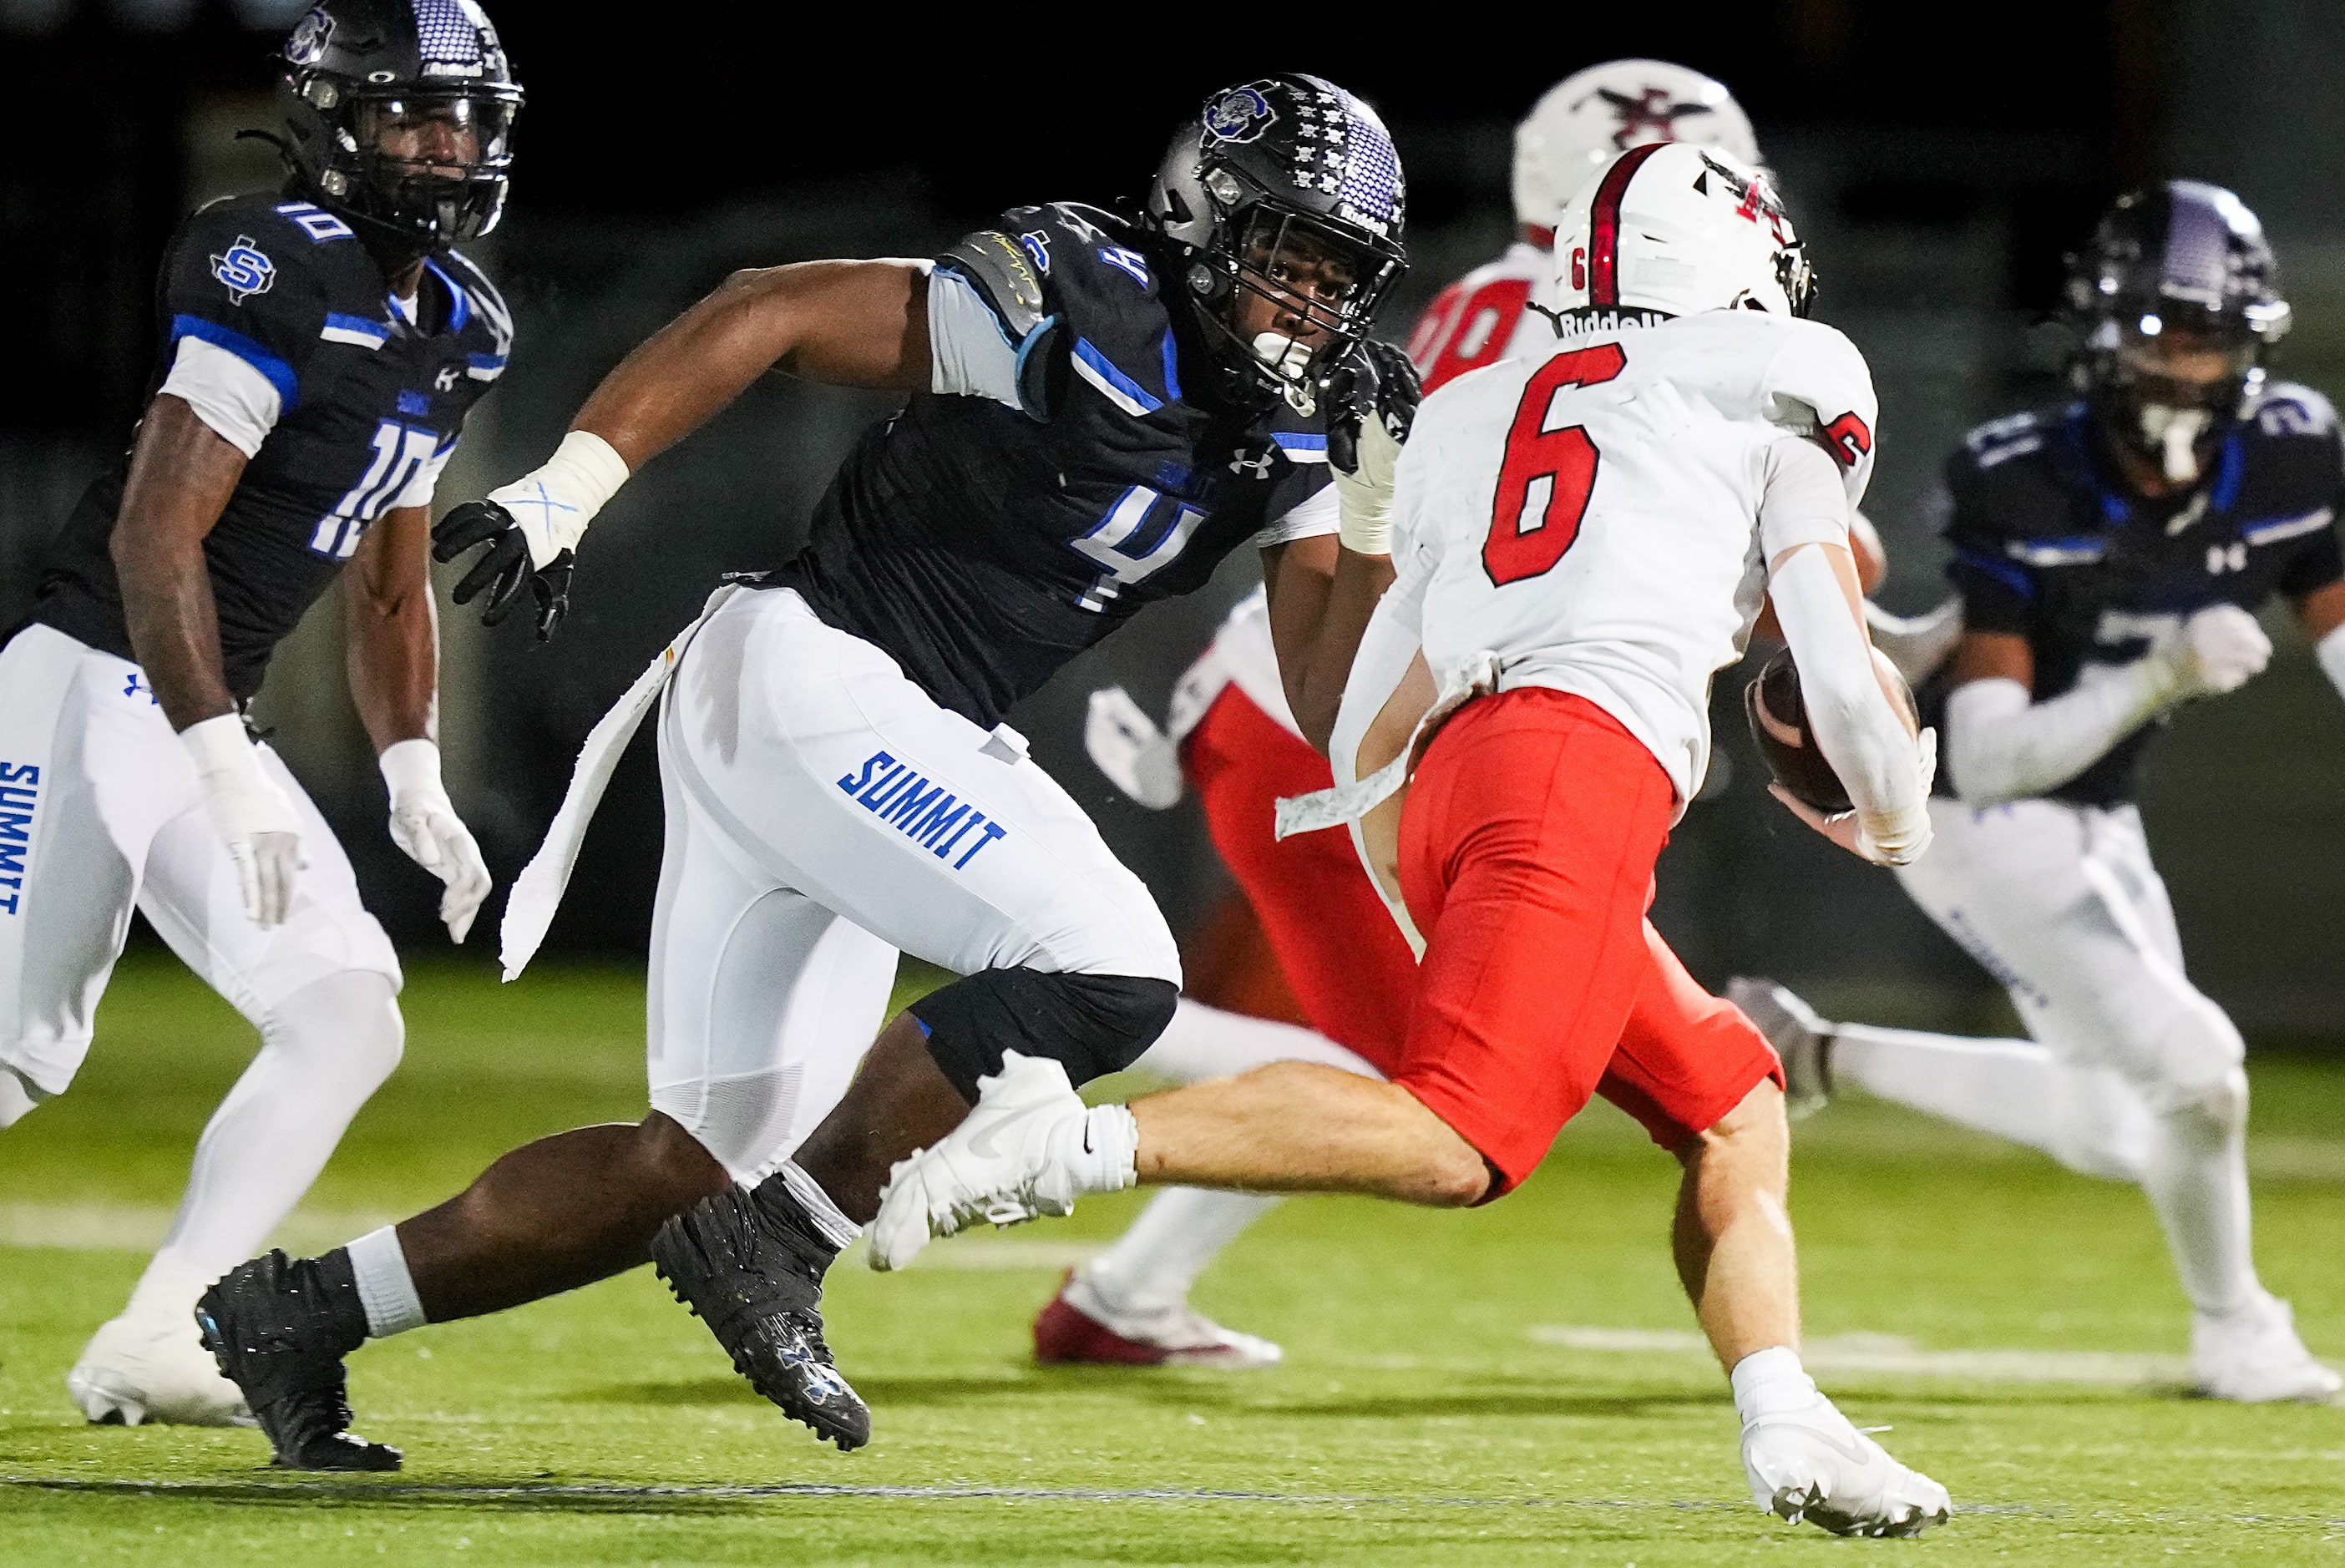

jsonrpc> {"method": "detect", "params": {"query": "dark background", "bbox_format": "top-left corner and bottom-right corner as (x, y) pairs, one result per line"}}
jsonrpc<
(4, 0), (2342, 1040)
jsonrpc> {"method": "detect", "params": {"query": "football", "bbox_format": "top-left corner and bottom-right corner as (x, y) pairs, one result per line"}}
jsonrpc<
(1743, 645), (1918, 814)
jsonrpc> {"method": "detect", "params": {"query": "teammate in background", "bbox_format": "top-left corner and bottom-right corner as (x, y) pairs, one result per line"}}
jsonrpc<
(197, 75), (1418, 1469)
(1034, 58), (1864, 1370)
(876, 144), (1951, 1538)
(1736, 182), (2342, 1404)
(0, 0), (511, 1428)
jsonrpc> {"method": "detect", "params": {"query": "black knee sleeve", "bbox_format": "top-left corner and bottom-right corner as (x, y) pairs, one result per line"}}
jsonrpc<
(909, 969), (1178, 1100)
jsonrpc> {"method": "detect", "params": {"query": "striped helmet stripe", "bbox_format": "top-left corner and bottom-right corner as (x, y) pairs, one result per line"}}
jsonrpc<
(1588, 142), (1669, 309)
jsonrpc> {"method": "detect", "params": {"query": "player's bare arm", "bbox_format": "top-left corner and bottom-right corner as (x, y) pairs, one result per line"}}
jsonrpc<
(2292, 578), (2345, 645)
(1262, 534), (1396, 753)
(110, 395), (248, 732)
(573, 259), (933, 468)
(344, 506), (439, 750)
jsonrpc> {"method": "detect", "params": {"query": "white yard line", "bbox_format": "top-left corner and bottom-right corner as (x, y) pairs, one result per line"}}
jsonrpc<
(1531, 1324), (2192, 1385)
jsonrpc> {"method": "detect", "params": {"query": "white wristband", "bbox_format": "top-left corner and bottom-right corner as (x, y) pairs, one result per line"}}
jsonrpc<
(180, 711), (267, 790)
(2317, 621), (2345, 704)
(487, 429), (631, 567)
(377, 737), (445, 802)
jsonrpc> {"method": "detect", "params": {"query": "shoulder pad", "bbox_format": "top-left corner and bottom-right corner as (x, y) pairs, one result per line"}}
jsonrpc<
(2249, 381), (2339, 442)
(938, 229), (1050, 341)
(1762, 320), (1877, 503)
(434, 246), (516, 369)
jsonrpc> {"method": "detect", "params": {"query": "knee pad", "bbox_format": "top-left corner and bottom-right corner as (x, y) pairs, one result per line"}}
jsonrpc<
(264, 970), (406, 1090)
(911, 969), (1178, 1100)
(2137, 997), (2246, 1125)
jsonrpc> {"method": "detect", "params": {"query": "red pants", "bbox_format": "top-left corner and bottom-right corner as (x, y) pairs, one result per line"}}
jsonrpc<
(1183, 688), (1418, 1060)
(1395, 688), (1782, 1193)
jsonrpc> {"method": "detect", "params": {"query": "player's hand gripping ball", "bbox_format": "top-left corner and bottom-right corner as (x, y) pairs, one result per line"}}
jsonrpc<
(1743, 644), (1918, 813)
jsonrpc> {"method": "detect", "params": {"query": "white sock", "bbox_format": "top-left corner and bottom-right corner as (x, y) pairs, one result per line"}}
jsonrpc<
(1831, 1022), (2155, 1183)
(121, 1250), (225, 1318)
(1136, 998), (1382, 1084)
(155, 971), (403, 1278)
(2141, 1075), (2261, 1318)
(776, 1160), (862, 1252)
(1040, 1104), (1139, 1198)
(1730, 1345), (1821, 1423)
(346, 1225), (428, 1338)
(1085, 1186), (1283, 1313)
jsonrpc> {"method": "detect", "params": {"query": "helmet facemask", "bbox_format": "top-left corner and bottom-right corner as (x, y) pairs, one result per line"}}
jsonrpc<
(1195, 200), (1401, 414)
(2088, 306), (2268, 485)
(297, 75), (519, 250)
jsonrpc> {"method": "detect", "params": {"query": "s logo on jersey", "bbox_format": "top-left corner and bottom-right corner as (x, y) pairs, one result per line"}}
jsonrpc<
(1203, 86), (1274, 144)
(210, 237), (276, 306)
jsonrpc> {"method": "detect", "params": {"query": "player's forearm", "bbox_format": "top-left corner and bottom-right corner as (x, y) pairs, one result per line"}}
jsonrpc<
(572, 260), (930, 471)
(346, 508), (440, 751)
(1276, 546), (1396, 755)
(1942, 663), (2174, 806)
(1769, 544), (1923, 829)
(111, 396), (247, 731)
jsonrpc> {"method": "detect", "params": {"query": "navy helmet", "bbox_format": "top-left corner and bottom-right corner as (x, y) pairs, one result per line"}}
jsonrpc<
(275, 0), (524, 256)
(2064, 181), (2289, 483)
(1146, 74), (1408, 410)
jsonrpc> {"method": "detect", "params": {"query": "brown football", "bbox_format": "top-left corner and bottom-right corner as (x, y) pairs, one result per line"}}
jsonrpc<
(1743, 645), (1917, 814)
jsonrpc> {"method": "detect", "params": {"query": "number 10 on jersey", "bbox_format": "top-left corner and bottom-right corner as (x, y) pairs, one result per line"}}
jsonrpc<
(1483, 342), (1625, 586)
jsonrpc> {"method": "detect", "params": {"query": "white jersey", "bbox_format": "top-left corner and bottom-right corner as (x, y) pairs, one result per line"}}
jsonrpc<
(1386, 309), (1878, 812)
(1406, 242), (1559, 394)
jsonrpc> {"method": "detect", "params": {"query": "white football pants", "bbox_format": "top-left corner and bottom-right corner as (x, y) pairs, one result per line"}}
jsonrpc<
(646, 587), (1179, 1181)
(1836, 796), (2264, 1316)
(0, 624), (403, 1287)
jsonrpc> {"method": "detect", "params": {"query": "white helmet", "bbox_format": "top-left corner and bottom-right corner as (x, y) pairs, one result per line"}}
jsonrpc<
(1512, 59), (1761, 234)
(1550, 142), (1814, 323)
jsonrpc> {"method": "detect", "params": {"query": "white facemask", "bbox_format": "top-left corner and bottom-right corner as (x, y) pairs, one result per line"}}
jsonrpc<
(2138, 403), (2213, 485)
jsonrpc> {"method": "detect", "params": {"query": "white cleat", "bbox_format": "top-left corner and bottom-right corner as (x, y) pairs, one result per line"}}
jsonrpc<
(1035, 1272), (1284, 1369)
(869, 1052), (1093, 1272)
(1727, 977), (1836, 1120)
(2193, 1294), (2342, 1404)
(69, 1294), (254, 1428)
(1741, 1388), (1951, 1538)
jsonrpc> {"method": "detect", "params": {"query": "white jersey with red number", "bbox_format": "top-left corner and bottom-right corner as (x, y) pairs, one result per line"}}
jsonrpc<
(1406, 242), (1558, 394)
(1385, 309), (1878, 811)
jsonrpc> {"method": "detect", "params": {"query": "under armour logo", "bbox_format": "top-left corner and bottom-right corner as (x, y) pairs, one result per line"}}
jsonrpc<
(124, 672), (159, 705)
(1228, 448), (1277, 478)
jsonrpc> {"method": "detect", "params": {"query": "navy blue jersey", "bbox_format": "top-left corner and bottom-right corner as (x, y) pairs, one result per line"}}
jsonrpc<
(1924, 386), (2345, 807)
(32, 192), (511, 700)
(772, 202), (1332, 728)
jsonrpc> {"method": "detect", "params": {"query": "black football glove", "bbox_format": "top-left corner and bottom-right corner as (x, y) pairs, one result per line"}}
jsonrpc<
(432, 500), (575, 643)
(1324, 338), (1422, 476)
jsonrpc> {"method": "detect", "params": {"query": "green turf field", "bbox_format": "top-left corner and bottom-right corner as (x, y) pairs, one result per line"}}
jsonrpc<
(2, 953), (2340, 1565)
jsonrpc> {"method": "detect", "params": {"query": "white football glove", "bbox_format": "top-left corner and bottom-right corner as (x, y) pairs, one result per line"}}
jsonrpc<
(2160, 603), (2272, 700)
(1083, 688), (1183, 810)
(1328, 341), (1421, 555)
(180, 713), (303, 928)
(1769, 726), (1937, 868)
(379, 739), (492, 943)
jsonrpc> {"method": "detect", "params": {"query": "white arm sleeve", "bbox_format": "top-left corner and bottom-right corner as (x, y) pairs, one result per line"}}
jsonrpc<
(927, 266), (1023, 409)
(1756, 433), (1851, 559)
(1944, 662), (2177, 806)
(159, 336), (281, 458)
(2319, 621), (2345, 705)
(1253, 483), (1338, 548)
(1768, 544), (1925, 837)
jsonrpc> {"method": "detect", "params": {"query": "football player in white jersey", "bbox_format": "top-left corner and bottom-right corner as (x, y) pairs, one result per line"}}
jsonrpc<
(1036, 57), (1809, 1373)
(876, 144), (1950, 1538)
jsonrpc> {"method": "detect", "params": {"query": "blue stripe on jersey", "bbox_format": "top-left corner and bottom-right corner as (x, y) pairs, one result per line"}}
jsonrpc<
(1273, 432), (1329, 463)
(322, 312), (390, 346)
(2210, 433), (2246, 512)
(425, 257), (471, 333)
(1071, 337), (1161, 415)
(169, 314), (297, 407)
(2242, 506), (2336, 545)
(466, 352), (507, 382)
(1952, 545), (2035, 598)
(1160, 329), (1182, 404)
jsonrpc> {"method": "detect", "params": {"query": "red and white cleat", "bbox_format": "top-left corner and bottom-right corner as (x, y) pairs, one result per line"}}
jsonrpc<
(1033, 1272), (1283, 1369)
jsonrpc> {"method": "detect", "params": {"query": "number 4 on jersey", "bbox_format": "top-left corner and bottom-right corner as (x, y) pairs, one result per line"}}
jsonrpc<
(1483, 343), (1625, 585)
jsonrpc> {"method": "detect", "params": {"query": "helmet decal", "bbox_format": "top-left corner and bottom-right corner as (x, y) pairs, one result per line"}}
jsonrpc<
(1586, 142), (1666, 309)
(1333, 105), (1402, 233)
(1589, 84), (1717, 149)
(286, 6), (334, 64)
(1203, 87), (1274, 145)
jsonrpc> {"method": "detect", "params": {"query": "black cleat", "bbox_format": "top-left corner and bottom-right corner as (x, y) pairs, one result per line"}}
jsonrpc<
(195, 1250), (400, 1472)
(652, 1182), (870, 1450)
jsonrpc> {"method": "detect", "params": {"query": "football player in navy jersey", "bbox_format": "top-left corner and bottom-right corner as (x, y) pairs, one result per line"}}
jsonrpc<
(0, 0), (515, 1438)
(1735, 184), (2342, 1403)
(197, 74), (1418, 1467)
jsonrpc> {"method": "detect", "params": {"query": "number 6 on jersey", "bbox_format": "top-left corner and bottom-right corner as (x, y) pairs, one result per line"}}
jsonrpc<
(1483, 342), (1625, 585)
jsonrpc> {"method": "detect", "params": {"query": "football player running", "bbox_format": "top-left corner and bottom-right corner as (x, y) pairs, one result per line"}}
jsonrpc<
(1041, 58), (1797, 1371)
(1735, 182), (2342, 1404)
(0, 0), (510, 1429)
(874, 144), (1951, 1537)
(196, 75), (1419, 1468)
